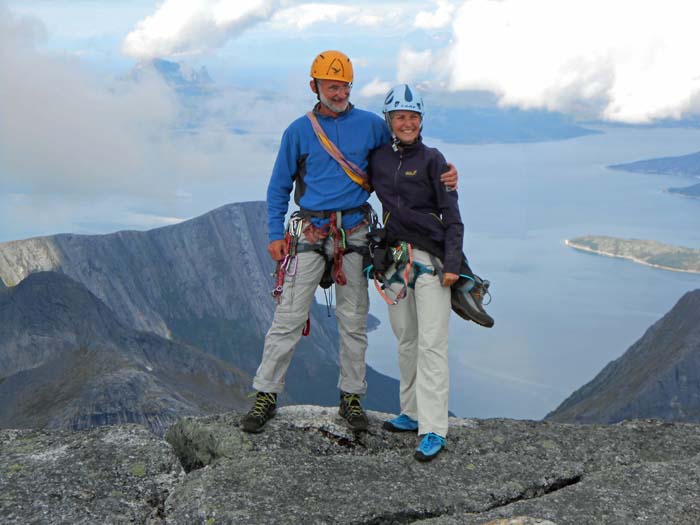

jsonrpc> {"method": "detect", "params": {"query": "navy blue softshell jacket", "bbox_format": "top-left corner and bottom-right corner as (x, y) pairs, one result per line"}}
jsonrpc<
(369, 139), (465, 275)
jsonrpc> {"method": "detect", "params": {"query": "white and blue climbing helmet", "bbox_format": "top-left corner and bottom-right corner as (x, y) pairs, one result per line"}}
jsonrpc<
(383, 84), (424, 149)
(382, 84), (424, 117)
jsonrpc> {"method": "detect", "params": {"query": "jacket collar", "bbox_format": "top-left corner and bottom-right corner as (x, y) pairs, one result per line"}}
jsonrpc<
(394, 134), (424, 152)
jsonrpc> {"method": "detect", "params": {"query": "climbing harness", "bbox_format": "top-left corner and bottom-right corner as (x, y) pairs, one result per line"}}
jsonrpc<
(269, 206), (373, 335)
(371, 241), (442, 306)
(298, 204), (372, 289)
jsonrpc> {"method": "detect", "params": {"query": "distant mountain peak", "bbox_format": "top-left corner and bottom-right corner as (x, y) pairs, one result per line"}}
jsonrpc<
(150, 58), (212, 85)
(609, 150), (700, 176)
(130, 58), (213, 95)
(546, 288), (700, 423)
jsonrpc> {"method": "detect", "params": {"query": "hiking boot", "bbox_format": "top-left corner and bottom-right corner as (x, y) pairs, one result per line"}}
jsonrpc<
(241, 392), (277, 433)
(383, 413), (418, 432)
(339, 392), (369, 432)
(451, 275), (494, 328)
(414, 432), (446, 462)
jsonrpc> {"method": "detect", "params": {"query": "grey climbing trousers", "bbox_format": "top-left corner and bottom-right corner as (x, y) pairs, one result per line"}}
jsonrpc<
(253, 223), (370, 395)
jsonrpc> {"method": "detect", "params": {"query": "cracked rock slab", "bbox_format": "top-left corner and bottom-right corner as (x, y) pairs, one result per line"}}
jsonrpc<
(422, 454), (700, 525)
(484, 516), (556, 525)
(163, 408), (584, 524)
(0, 425), (183, 524)
(163, 409), (700, 525)
(5, 410), (700, 524)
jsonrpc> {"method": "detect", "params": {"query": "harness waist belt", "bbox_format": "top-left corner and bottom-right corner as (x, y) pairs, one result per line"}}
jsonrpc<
(298, 204), (369, 219)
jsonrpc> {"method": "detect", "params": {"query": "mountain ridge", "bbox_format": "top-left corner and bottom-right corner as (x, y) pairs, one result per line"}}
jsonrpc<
(0, 271), (252, 434)
(0, 201), (400, 413)
(546, 289), (700, 423)
(609, 150), (700, 198)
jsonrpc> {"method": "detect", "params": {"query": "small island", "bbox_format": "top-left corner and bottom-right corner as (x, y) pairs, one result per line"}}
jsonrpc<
(668, 182), (700, 199)
(565, 235), (700, 274)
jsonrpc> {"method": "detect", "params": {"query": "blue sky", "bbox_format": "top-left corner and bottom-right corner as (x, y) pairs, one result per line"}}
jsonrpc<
(2, 0), (700, 242)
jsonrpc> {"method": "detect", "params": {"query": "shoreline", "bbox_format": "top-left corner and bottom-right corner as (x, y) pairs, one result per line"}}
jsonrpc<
(564, 239), (700, 275)
(664, 188), (700, 201)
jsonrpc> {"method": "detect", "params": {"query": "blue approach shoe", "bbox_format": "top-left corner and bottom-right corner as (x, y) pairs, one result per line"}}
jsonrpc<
(382, 414), (419, 432)
(414, 433), (446, 462)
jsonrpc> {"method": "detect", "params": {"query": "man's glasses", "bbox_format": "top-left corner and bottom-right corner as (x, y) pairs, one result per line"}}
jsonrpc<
(323, 83), (353, 95)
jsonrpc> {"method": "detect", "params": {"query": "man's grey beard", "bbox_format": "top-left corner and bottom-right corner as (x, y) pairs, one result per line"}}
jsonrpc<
(319, 92), (349, 113)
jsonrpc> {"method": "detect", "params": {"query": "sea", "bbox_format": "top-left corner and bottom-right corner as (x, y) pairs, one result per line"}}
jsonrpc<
(364, 126), (700, 420)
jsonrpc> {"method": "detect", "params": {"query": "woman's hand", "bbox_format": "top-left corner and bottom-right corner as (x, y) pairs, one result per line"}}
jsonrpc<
(442, 272), (459, 287)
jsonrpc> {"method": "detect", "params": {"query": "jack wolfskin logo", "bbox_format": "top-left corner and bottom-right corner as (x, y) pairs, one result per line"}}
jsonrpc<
(405, 170), (417, 176)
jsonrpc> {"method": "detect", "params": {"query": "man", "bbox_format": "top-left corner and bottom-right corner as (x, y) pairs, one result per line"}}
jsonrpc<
(241, 50), (457, 433)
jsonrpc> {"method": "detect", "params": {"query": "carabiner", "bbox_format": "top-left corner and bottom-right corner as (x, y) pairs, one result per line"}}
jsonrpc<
(284, 255), (298, 276)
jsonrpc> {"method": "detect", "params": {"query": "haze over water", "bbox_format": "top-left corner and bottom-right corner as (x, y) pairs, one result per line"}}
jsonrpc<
(366, 126), (700, 420)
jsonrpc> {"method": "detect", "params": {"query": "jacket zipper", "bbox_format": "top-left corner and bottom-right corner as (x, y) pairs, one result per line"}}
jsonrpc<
(394, 151), (403, 209)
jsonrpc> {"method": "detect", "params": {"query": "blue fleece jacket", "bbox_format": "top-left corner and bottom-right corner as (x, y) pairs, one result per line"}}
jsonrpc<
(266, 104), (390, 242)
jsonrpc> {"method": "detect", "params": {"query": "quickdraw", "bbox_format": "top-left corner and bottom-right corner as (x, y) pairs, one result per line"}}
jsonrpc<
(271, 214), (304, 304)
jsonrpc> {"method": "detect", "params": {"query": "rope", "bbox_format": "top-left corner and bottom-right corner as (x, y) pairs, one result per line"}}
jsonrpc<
(306, 112), (372, 192)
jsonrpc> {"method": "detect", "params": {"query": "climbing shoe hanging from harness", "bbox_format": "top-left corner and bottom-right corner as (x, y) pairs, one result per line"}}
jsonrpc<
(367, 236), (495, 327)
(450, 255), (494, 327)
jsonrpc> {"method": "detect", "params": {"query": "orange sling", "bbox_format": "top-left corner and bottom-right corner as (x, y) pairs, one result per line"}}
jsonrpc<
(306, 112), (372, 192)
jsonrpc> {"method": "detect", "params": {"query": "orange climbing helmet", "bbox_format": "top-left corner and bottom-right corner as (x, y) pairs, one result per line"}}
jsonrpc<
(310, 50), (354, 83)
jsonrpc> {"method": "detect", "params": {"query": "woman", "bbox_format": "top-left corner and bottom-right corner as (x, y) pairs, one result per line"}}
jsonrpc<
(368, 84), (464, 461)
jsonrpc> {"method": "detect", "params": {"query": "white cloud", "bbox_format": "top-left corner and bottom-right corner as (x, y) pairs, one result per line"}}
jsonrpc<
(397, 48), (437, 85)
(414, 0), (457, 30)
(271, 3), (359, 30)
(429, 0), (700, 123)
(122, 0), (412, 58)
(123, 0), (283, 59)
(358, 78), (393, 98)
(1, 11), (177, 197)
(0, 5), (285, 241)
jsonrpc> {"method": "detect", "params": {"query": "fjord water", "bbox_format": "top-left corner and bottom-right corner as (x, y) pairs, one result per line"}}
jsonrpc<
(366, 126), (700, 420)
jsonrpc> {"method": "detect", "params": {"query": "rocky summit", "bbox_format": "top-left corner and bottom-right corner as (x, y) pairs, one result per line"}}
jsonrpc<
(2, 407), (700, 524)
